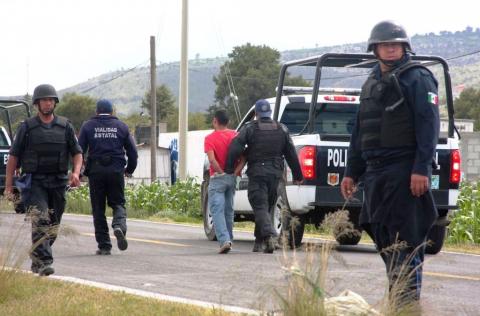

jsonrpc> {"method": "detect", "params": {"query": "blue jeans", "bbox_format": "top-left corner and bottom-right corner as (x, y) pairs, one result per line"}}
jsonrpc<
(208, 174), (236, 245)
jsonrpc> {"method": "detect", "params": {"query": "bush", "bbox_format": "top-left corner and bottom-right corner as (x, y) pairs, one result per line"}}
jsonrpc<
(66, 178), (202, 221)
(447, 181), (480, 244)
(65, 185), (91, 214)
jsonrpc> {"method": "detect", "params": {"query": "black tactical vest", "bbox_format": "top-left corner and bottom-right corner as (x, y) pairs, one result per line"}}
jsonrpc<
(21, 116), (69, 173)
(247, 120), (286, 165)
(358, 61), (429, 150)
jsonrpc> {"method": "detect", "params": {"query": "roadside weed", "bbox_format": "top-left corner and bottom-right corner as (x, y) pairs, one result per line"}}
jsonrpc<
(448, 181), (480, 244)
(66, 177), (202, 220)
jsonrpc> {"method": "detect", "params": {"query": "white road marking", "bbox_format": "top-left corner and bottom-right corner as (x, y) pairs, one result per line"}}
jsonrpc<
(51, 274), (260, 315)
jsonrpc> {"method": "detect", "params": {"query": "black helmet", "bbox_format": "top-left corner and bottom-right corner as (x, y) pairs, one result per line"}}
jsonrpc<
(367, 21), (412, 52)
(32, 84), (59, 104)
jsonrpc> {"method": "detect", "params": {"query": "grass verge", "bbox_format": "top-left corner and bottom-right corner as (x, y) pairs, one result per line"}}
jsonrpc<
(0, 271), (236, 316)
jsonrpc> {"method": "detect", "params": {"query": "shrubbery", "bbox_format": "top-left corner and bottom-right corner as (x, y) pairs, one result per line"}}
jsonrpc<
(66, 178), (201, 221)
(447, 181), (480, 244)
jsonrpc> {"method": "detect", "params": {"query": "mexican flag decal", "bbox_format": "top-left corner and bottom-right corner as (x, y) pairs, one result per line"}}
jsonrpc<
(428, 92), (438, 105)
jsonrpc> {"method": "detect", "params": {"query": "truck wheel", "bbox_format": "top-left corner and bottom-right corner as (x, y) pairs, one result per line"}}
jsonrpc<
(426, 225), (446, 255)
(334, 208), (362, 245)
(201, 174), (217, 241)
(335, 230), (362, 245)
(272, 192), (284, 237)
(282, 213), (305, 249)
(277, 183), (305, 249)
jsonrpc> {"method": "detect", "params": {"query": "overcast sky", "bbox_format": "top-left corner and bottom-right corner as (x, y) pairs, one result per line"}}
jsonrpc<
(1, 0), (478, 96)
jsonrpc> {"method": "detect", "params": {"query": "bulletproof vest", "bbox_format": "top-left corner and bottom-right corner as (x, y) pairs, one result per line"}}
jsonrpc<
(358, 61), (428, 150)
(247, 120), (286, 165)
(21, 116), (69, 173)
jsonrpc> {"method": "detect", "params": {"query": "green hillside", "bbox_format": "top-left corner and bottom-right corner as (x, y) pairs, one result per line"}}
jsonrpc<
(60, 27), (480, 115)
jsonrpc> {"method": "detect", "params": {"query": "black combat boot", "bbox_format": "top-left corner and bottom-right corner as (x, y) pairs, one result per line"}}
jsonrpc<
(264, 237), (275, 254)
(252, 239), (263, 252)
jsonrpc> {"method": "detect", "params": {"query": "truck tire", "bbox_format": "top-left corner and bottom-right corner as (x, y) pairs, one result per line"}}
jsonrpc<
(282, 213), (305, 249)
(426, 225), (446, 255)
(201, 174), (217, 241)
(334, 208), (362, 245)
(335, 229), (362, 245)
(277, 183), (305, 249)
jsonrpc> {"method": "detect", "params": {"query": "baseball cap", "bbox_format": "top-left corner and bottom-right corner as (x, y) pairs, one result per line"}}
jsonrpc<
(254, 99), (272, 118)
(96, 99), (113, 114)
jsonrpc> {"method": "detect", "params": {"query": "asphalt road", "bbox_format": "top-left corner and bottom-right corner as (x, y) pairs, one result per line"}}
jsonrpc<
(1, 212), (479, 315)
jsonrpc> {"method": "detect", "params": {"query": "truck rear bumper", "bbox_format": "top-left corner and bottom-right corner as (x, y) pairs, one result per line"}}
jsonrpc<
(286, 185), (316, 214)
(305, 187), (459, 211)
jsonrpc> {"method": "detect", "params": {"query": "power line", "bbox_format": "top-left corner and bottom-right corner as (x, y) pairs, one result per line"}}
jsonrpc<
(78, 48), (480, 94)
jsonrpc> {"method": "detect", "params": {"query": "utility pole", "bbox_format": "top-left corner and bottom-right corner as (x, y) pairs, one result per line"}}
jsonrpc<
(178, 0), (189, 180)
(150, 36), (157, 182)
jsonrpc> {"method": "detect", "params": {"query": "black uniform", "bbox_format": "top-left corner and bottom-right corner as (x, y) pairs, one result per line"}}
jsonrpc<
(345, 55), (440, 299)
(9, 115), (82, 269)
(78, 115), (137, 252)
(226, 118), (303, 243)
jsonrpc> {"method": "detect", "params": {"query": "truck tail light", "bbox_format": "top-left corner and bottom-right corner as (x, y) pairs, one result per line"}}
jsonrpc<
(450, 149), (461, 184)
(298, 146), (316, 180)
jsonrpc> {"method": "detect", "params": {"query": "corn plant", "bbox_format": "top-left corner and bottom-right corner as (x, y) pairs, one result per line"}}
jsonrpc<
(448, 181), (480, 244)
(66, 178), (202, 221)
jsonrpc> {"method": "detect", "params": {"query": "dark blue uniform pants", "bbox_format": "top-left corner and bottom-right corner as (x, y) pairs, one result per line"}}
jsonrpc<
(361, 159), (436, 301)
(247, 175), (280, 241)
(370, 223), (425, 301)
(88, 172), (127, 251)
(28, 181), (66, 268)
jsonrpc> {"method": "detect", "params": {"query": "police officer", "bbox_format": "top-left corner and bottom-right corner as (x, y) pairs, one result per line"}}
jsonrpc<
(78, 99), (137, 255)
(341, 21), (440, 303)
(225, 99), (303, 253)
(5, 84), (83, 276)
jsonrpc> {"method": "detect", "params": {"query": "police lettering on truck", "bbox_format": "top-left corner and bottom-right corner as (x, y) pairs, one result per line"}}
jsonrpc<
(327, 148), (348, 167)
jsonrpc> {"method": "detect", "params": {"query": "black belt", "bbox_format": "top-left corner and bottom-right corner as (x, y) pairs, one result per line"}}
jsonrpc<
(366, 155), (414, 166)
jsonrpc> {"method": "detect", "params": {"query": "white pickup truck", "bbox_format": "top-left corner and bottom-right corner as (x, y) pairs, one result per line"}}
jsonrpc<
(201, 53), (461, 254)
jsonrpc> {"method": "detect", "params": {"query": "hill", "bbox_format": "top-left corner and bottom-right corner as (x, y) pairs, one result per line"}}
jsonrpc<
(60, 27), (480, 116)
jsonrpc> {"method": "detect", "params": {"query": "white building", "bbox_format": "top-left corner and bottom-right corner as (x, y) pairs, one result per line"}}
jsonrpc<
(133, 129), (212, 184)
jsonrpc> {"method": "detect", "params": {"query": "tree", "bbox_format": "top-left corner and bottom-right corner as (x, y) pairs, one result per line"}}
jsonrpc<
(55, 93), (96, 131)
(141, 85), (176, 123)
(165, 109), (209, 132)
(189, 112), (210, 131)
(212, 43), (308, 126)
(121, 112), (150, 132)
(454, 87), (480, 131)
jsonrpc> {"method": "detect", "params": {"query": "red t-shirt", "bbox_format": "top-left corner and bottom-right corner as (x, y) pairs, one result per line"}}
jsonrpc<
(204, 129), (237, 176)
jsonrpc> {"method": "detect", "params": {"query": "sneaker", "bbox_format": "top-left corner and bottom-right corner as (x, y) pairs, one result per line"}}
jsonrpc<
(252, 240), (263, 252)
(113, 227), (128, 251)
(264, 237), (275, 254)
(218, 241), (232, 254)
(96, 249), (111, 255)
(38, 265), (55, 276)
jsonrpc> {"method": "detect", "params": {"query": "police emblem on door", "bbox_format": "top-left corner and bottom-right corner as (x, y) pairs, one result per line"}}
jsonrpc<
(327, 173), (339, 186)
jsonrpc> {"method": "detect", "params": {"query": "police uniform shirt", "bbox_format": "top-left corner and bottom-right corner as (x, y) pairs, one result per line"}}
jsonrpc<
(225, 118), (303, 181)
(10, 116), (82, 170)
(345, 56), (440, 180)
(78, 115), (137, 174)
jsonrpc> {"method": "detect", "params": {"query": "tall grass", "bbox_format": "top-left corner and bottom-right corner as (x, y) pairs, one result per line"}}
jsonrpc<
(274, 209), (428, 316)
(274, 211), (380, 316)
(448, 181), (480, 244)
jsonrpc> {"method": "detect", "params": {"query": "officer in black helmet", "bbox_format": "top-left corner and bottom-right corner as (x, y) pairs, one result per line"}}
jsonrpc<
(341, 21), (440, 303)
(225, 99), (303, 253)
(5, 84), (83, 276)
